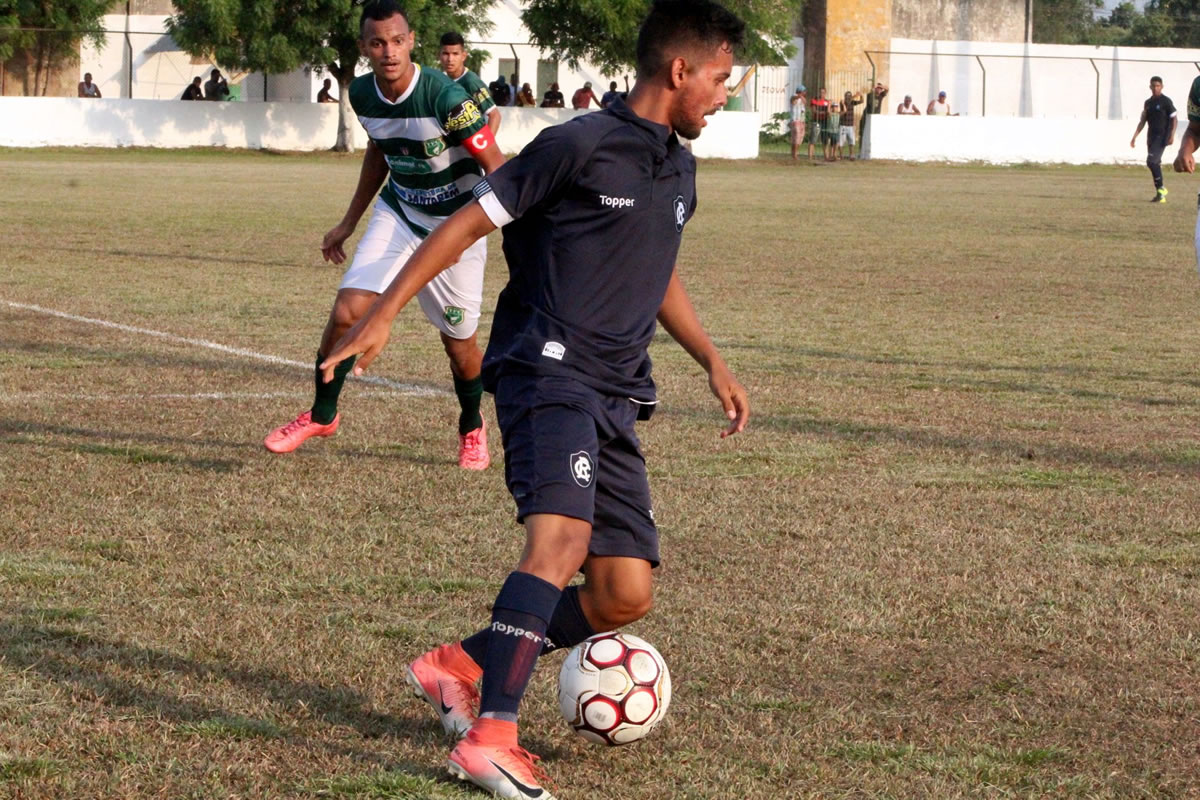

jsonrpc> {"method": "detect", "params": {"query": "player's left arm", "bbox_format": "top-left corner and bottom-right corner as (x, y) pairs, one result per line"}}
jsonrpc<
(656, 267), (749, 438)
(1169, 110), (1178, 146)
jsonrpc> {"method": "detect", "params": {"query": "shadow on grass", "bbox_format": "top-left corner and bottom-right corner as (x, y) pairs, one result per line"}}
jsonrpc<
(0, 419), (451, 468)
(0, 615), (450, 777)
(723, 342), (1200, 401)
(40, 243), (298, 269)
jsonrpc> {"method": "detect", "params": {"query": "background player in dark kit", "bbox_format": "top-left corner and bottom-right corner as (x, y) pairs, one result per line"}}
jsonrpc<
(1132, 76), (1177, 203)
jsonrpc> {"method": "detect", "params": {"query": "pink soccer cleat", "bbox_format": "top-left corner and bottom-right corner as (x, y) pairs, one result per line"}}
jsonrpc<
(448, 723), (556, 800)
(458, 421), (490, 470)
(406, 643), (482, 737)
(263, 410), (340, 453)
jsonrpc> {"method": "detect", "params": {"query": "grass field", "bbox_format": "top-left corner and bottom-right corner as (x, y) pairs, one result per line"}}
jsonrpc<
(2, 147), (1200, 799)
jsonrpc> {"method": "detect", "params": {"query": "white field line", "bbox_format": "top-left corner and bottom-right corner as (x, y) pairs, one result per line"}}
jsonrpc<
(2, 300), (446, 397)
(0, 390), (400, 404)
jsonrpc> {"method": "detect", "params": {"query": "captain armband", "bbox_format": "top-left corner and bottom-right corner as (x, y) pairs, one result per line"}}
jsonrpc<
(463, 125), (496, 156)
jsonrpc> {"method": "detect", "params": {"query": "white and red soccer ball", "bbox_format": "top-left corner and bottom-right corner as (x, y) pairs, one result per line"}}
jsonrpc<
(557, 632), (671, 745)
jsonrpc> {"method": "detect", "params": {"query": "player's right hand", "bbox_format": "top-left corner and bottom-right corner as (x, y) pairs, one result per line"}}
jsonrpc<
(1174, 151), (1195, 173)
(319, 309), (391, 383)
(321, 222), (354, 264)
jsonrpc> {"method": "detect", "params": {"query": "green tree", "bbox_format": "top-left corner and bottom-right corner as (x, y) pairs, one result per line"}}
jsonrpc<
(1126, 8), (1176, 45)
(520, 0), (801, 75)
(1032, 0), (1103, 44)
(0, 0), (113, 95)
(1142, 0), (1200, 46)
(168, 0), (493, 151)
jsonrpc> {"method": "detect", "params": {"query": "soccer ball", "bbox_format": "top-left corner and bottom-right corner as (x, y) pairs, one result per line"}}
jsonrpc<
(557, 632), (671, 745)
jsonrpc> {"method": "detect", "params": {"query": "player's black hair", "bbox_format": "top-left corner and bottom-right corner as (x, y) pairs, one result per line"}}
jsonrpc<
(635, 0), (745, 79)
(359, 0), (410, 37)
(440, 31), (465, 48)
(1151, 75), (1163, 84)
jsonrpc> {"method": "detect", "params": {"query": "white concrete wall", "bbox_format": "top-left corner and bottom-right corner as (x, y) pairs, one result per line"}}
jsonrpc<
(863, 114), (1155, 165)
(888, 38), (1200, 120)
(0, 98), (759, 158)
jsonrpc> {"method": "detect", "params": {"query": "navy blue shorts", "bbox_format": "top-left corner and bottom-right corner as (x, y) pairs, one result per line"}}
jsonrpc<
(494, 374), (659, 567)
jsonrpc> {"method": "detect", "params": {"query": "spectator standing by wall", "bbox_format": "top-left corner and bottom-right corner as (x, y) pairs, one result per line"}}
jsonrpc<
(317, 78), (338, 103)
(78, 72), (101, 98)
(571, 82), (601, 109)
(896, 95), (920, 115)
(789, 85), (806, 161)
(839, 90), (863, 160)
(823, 101), (840, 162)
(809, 87), (829, 161)
(540, 81), (564, 108)
(515, 83), (536, 107)
(205, 69), (229, 100)
(860, 82), (887, 141)
(927, 90), (955, 116)
(1132, 76), (1177, 203)
(181, 76), (203, 100)
(488, 74), (512, 107)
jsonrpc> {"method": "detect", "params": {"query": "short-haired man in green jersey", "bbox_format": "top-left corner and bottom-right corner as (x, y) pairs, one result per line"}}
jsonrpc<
(438, 31), (501, 135)
(263, 0), (505, 469)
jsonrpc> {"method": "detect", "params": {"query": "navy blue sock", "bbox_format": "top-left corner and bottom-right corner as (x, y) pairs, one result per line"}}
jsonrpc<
(460, 585), (595, 666)
(478, 572), (561, 721)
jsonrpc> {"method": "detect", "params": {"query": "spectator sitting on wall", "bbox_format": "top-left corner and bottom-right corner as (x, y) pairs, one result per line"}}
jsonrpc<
(927, 90), (958, 116)
(516, 82), (537, 107)
(788, 85), (807, 161)
(205, 69), (230, 101)
(78, 72), (101, 98)
(571, 81), (601, 109)
(181, 76), (203, 100)
(540, 81), (564, 108)
(317, 78), (338, 103)
(488, 74), (512, 106)
(896, 94), (920, 114)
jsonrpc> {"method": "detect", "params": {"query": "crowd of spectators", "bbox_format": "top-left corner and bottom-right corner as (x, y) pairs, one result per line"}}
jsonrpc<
(787, 82), (965, 162)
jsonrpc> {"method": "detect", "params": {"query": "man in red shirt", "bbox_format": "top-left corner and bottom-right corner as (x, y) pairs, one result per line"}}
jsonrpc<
(571, 81), (601, 109)
(808, 87), (829, 160)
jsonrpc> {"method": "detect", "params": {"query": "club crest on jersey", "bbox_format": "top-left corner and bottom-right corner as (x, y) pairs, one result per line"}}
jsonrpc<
(424, 137), (446, 157)
(445, 100), (482, 133)
(570, 451), (595, 488)
(443, 305), (465, 326)
(674, 195), (687, 232)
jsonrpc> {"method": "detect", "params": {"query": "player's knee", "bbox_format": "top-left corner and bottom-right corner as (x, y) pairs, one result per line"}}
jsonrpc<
(329, 300), (361, 336)
(590, 584), (652, 630)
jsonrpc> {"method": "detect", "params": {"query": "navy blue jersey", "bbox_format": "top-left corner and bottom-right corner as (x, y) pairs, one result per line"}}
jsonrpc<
(473, 99), (698, 402)
(1143, 94), (1176, 140)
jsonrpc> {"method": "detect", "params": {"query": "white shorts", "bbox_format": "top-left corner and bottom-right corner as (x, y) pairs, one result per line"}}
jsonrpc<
(839, 125), (856, 147)
(339, 198), (486, 339)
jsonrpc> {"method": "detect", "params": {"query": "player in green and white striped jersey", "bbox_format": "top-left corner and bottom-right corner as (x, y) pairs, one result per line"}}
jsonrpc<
(263, 0), (505, 469)
(438, 31), (501, 135)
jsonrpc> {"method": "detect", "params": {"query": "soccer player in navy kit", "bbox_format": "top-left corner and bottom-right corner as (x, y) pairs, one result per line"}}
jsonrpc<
(1132, 76), (1177, 203)
(322, 2), (749, 796)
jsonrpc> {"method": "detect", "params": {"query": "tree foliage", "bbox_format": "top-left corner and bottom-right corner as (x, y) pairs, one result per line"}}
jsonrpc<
(520, 0), (801, 75)
(1033, 0), (1198, 46)
(0, 0), (113, 95)
(167, 0), (493, 150)
(1032, 0), (1104, 44)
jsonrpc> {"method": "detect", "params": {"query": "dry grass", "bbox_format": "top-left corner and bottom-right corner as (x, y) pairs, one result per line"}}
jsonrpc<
(1, 146), (1199, 799)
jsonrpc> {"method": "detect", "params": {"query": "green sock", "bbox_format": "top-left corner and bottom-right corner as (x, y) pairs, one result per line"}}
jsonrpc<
(311, 352), (356, 425)
(454, 375), (484, 435)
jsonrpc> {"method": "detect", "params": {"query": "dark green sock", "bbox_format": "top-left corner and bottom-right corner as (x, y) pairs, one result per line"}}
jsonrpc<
(454, 375), (484, 435)
(311, 352), (356, 425)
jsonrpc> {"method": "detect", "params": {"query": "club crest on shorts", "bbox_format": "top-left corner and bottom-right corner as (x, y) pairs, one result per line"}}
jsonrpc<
(443, 306), (465, 326)
(569, 450), (594, 488)
(673, 195), (686, 233)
